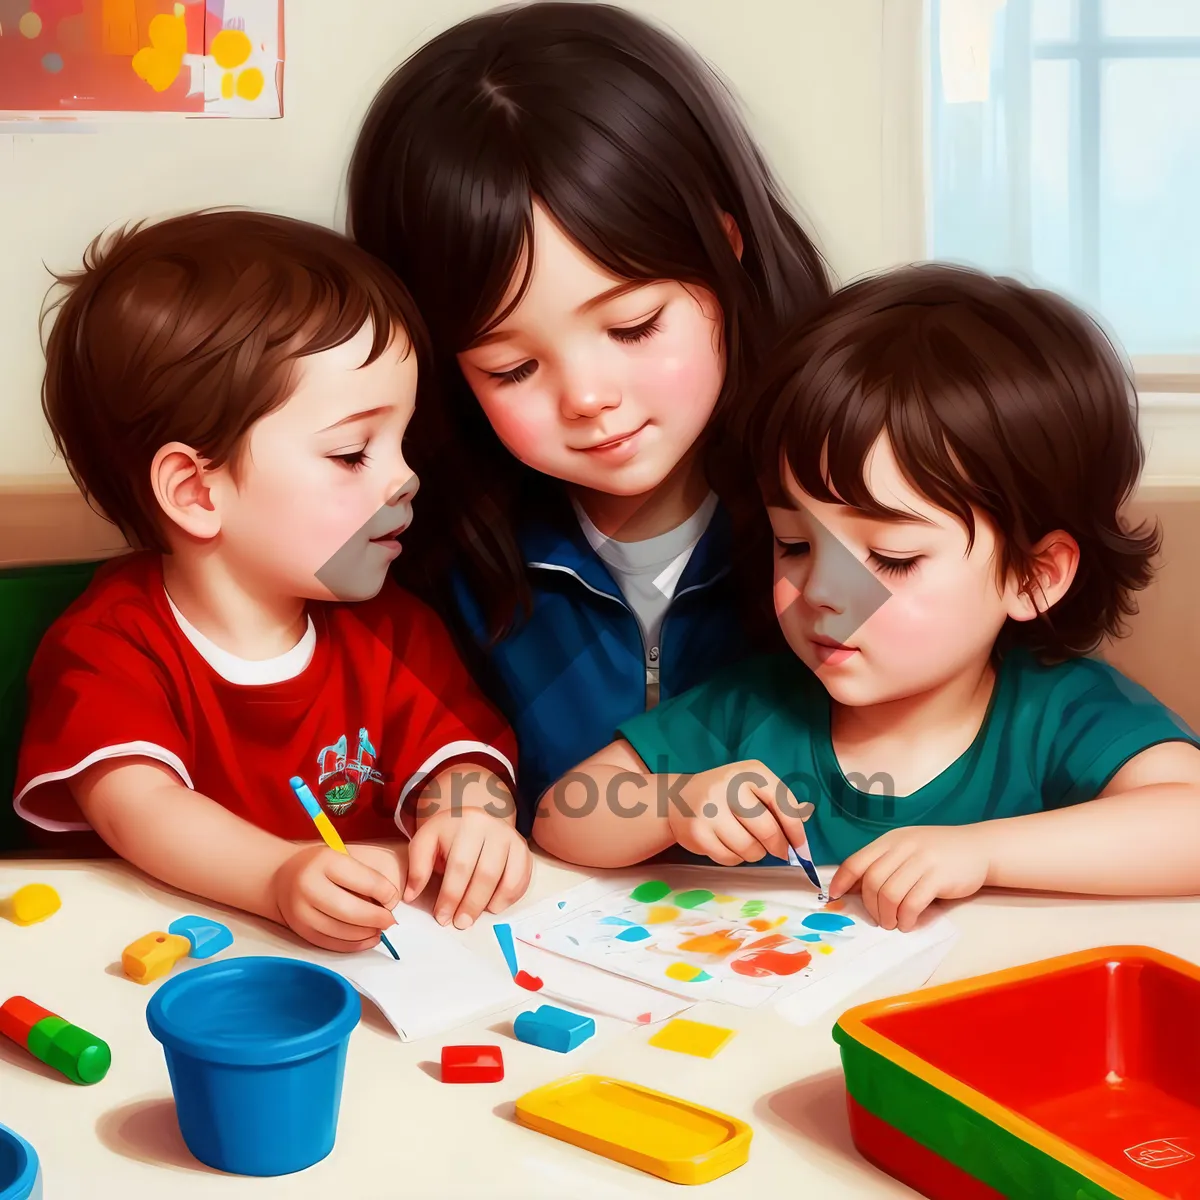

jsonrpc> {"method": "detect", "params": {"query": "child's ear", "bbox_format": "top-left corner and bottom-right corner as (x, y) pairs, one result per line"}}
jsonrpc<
(1006, 530), (1081, 622)
(722, 211), (744, 261)
(150, 442), (221, 541)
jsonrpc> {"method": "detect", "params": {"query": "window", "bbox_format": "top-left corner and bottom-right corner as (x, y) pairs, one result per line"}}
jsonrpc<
(929, 0), (1200, 376)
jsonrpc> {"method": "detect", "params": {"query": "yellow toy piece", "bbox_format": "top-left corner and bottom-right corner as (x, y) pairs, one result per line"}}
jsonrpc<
(9, 883), (61, 925)
(648, 1018), (736, 1059)
(514, 1073), (751, 1185)
(122, 932), (193, 984)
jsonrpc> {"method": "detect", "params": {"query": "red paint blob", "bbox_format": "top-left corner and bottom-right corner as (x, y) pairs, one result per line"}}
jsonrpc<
(730, 948), (811, 978)
(637, 1012), (652, 1024)
(514, 969), (544, 991)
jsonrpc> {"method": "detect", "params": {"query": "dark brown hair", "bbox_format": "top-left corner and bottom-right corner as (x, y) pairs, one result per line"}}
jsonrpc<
(348, 1), (830, 639)
(41, 209), (430, 553)
(744, 262), (1160, 660)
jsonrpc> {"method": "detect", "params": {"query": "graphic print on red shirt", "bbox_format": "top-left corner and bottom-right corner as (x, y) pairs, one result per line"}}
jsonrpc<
(14, 553), (517, 840)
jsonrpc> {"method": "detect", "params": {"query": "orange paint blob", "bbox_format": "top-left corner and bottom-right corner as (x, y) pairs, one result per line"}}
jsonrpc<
(730, 948), (811, 978)
(748, 916), (788, 931)
(678, 930), (744, 955)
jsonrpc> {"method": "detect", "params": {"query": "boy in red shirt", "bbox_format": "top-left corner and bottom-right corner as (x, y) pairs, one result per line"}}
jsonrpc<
(14, 211), (530, 951)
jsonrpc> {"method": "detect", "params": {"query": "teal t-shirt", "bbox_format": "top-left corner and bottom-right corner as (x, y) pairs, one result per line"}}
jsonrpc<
(618, 649), (1199, 866)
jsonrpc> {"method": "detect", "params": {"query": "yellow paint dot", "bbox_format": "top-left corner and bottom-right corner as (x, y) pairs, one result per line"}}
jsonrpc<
(221, 70), (234, 100)
(817, 943), (834, 954)
(712, 894), (737, 905)
(649, 1018), (735, 1059)
(235, 67), (263, 101)
(645, 906), (679, 924)
(211, 27), (252, 69)
(20, 11), (43, 38)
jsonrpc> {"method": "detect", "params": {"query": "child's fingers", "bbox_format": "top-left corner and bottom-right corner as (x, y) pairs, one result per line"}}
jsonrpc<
(486, 845), (532, 914)
(758, 780), (815, 855)
(872, 858), (926, 930)
(323, 850), (401, 914)
(402, 827), (441, 903)
(737, 793), (791, 860)
(310, 869), (397, 931)
(291, 901), (384, 951)
(896, 873), (940, 932)
(828, 840), (887, 899)
(452, 840), (509, 928)
(858, 849), (908, 924)
(434, 829), (485, 925)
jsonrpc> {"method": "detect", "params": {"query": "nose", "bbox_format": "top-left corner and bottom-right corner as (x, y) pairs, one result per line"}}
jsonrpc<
(385, 461), (418, 508)
(799, 540), (847, 614)
(558, 358), (621, 421)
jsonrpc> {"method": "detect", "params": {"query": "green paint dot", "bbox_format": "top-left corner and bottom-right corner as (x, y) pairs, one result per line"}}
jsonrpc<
(740, 900), (766, 917)
(674, 889), (715, 909)
(630, 880), (671, 903)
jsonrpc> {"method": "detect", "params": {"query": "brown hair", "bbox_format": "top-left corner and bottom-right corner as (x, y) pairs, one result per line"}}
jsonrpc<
(744, 263), (1160, 660)
(348, 1), (829, 640)
(41, 209), (430, 553)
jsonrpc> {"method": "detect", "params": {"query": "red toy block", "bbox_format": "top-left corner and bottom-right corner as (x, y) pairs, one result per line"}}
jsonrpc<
(514, 969), (543, 991)
(440, 1044), (504, 1084)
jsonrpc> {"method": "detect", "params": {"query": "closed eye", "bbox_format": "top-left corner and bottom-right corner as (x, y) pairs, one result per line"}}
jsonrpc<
(869, 551), (921, 576)
(486, 359), (537, 386)
(609, 308), (664, 344)
(330, 448), (370, 471)
(775, 538), (810, 558)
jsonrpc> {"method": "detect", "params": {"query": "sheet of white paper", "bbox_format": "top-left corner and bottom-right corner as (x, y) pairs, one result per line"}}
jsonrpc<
(512, 865), (958, 1011)
(305, 902), (522, 1042)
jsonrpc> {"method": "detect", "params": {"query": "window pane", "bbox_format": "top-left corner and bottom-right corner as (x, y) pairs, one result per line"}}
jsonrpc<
(1102, 0), (1200, 38)
(1099, 59), (1200, 353)
(1033, 0), (1074, 42)
(1030, 60), (1077, 293)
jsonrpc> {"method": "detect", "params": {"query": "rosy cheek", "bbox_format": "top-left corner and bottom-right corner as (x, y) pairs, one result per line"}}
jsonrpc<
(477, 394), (548, 464)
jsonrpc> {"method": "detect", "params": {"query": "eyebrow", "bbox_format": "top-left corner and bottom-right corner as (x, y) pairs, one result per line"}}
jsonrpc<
(465, 280), (654, 350)
(318, 405), (391, 434)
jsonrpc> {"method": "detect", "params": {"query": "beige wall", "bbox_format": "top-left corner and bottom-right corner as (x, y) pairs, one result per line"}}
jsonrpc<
(0, 0), (907, 480)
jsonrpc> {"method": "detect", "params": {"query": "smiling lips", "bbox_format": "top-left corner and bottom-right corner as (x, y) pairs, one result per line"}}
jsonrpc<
(810, 633), (858, 664)
(576, 421), (649, 454)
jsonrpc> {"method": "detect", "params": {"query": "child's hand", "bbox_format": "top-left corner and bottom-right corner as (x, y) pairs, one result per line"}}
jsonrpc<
(671, 759), (815, 865)
(403, 808), (532, 928)
(829, 825), (991, 931)
(272, 844), (401, 952)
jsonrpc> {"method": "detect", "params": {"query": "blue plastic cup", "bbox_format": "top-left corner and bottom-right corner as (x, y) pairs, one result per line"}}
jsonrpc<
(146, 956), (360, 1176)
(0, 1124), (41, 1200)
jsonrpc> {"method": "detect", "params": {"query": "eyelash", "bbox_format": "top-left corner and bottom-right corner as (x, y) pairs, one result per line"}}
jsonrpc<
(331, 448), (370, 472)
(775, 540), (922, 577)
(484, 309), (665, 386)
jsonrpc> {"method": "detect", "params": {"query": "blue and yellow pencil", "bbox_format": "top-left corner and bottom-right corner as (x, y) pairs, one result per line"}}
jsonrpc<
(288, 775), (400, 960)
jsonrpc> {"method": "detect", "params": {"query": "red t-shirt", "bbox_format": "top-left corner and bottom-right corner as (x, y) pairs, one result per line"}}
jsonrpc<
(14, 553), (516, 841)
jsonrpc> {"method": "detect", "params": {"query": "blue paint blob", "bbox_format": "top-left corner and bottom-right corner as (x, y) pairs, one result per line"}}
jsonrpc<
(557, 901), (567, 909)
(794, 933), (823, 942)
(600, 916), (636, 927)
(42, 53), (65, 73)
(615, 926), (651, 942)
(801, 913), (854, 932)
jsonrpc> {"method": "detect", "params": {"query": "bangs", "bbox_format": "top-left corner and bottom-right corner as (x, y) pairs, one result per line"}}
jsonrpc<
(758, 340), (998, 550)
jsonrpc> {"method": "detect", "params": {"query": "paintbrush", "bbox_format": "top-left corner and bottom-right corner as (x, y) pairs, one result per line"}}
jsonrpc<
(786, 843), (824, 892)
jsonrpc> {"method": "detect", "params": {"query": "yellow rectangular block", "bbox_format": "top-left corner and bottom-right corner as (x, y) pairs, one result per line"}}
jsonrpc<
(515, 1074), (751, 1185)
(122, 932), (192, 984)
(648, 1018), (736, 1059)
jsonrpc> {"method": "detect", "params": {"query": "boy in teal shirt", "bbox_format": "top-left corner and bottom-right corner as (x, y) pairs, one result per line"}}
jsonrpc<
(536, 264), (1200, 930)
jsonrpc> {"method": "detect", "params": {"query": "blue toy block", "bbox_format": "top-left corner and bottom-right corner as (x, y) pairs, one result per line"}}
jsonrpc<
(168, 915), (234, 959)
(513, 1005), (595, 1053)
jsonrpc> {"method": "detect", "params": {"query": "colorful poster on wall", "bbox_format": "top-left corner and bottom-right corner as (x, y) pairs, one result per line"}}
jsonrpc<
(0, 0), (284, 118)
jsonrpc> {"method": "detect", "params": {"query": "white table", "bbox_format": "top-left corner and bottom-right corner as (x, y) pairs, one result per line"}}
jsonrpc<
(3, 853), (1198, 1199)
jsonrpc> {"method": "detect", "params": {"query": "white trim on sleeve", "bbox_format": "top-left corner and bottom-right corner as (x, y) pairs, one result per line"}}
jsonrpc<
(13, 742), (194, 832)
(393, 740), (517, 838)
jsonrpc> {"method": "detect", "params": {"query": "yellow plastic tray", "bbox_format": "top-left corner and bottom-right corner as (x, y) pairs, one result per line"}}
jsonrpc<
(513, 1073), (752, 1185)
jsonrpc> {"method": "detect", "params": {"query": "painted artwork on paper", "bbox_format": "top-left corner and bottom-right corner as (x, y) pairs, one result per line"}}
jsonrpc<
(518, 876), (890, 1007)
(0, 0), (283, 118)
